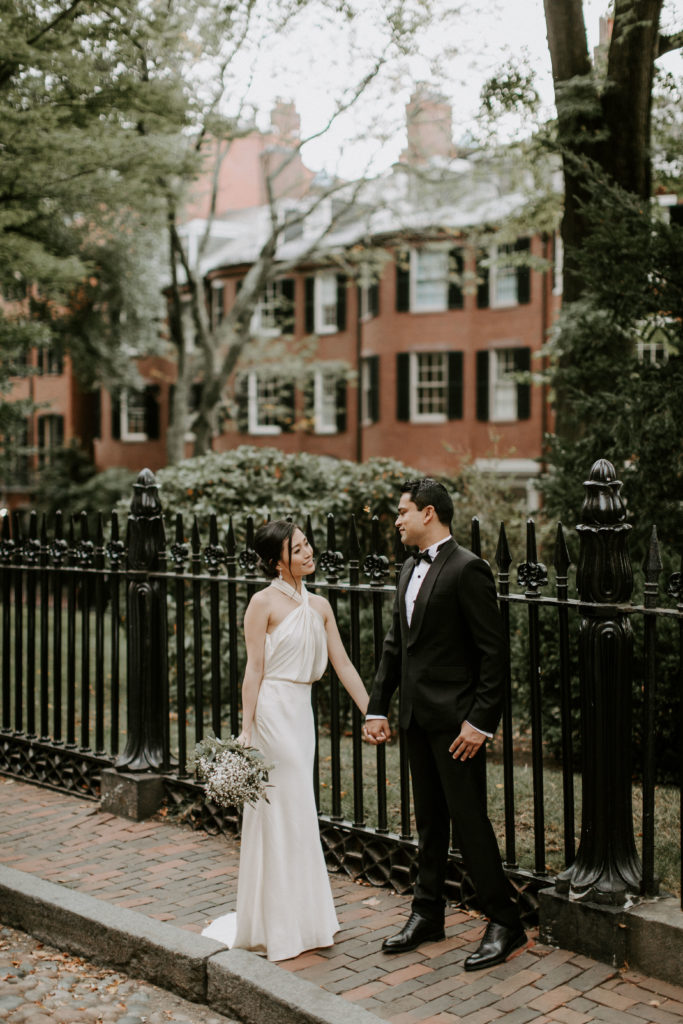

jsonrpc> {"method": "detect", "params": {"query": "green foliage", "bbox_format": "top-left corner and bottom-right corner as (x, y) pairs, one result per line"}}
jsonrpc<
(538, 166), (683, 783)
(154, 445), (453, 554)
(33, 446), (135, 523)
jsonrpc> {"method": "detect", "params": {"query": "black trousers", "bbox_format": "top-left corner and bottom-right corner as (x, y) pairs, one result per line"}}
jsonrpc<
(406, 718), (521, 930)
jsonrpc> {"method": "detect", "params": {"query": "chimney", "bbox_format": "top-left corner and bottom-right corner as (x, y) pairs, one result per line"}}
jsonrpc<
(402, 85), (456, 165)
(270, 99), (300, 143)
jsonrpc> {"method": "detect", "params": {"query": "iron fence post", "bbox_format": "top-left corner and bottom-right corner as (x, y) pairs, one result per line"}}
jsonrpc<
(556, 458), (641, 904)
(116, 468), (168, 772)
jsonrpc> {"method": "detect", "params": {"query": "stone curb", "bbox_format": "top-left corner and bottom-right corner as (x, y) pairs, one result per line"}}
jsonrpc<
(0, 866), (382, 1024)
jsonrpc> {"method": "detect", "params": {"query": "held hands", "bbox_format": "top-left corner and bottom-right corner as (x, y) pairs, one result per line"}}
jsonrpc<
(363, 718), (391, 745)
(449, 721), (486, 761)
(236, 730), (251, 747)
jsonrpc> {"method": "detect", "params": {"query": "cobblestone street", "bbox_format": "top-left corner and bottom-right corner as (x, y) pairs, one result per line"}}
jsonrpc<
(0, 926), (238, 1024)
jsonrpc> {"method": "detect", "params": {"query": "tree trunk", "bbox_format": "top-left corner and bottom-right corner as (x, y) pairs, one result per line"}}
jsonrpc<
(599, 0), (663, 198)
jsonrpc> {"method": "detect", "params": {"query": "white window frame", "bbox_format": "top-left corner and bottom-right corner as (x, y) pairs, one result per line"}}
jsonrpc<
(360, 358), (374, 426)
(489, 244), (520, 309)
(247, 372), (282, 436)
(315, 273), (338, 334)
(489, 349), (519, 422)
(553, 233), (563, 296)
(120, 391), (148, 441)
(410, 247), (449, 313)
(409, 351), (448, 423)
(313, 369), (338, 434)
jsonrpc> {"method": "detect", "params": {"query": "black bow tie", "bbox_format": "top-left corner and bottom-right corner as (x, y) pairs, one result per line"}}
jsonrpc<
(414, 550), (433, 564)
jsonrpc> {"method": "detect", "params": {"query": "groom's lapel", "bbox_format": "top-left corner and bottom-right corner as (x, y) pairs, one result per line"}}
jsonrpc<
(407, 539), (457, 646)
(398, 559), (413, 636)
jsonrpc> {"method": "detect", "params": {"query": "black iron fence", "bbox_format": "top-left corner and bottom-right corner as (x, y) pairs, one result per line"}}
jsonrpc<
(1, 458), (681, 921)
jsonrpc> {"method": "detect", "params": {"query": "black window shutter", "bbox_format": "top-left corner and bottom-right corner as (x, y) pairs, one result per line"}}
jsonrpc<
(476, 251), (490, 309)
(235, 374), (249, 433)
(305, 276), (315, 333)
(278, 278), (295, 332)
(369, 281), (379, 318)
(447, 351), (463, 420)
(476, 351), (490, 421)
(55, 415), (64, 446)
(37, 416), (45, 450)
(448, 249), (464, 310)
(369, 355), (379, 423)
(396, 256), (410, 312)
(144, 385), (160, 440)
(515, 347), (531, 420)
(336, 378), (347, 433)
(168, 384), (175, 425)
(396, 353), (410, 421)
(111, 391), (121, 440)
(303, 375), (314, 432)
(278, 381), (295, 432)
(336, 275), (346, 332)
(516, 238), (531, 304)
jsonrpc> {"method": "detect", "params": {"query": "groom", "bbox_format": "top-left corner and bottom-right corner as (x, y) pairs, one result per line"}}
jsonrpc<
(364, 478), (526, 971)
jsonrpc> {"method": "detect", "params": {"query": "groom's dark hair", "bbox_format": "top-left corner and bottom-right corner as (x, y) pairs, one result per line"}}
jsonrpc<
(254, 519), (299, 578)
(401, 478), (453, 527)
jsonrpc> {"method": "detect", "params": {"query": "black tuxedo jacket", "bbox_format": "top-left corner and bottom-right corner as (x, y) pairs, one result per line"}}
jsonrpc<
(367, 539), (505, 734)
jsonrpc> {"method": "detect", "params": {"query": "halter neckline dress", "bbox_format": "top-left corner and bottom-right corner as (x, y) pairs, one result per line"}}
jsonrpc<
(202, 579), (339, 961)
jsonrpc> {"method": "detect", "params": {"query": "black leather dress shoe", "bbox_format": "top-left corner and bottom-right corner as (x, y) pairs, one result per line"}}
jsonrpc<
(464, 921), (527, 971)
(382, 911), (445, 953)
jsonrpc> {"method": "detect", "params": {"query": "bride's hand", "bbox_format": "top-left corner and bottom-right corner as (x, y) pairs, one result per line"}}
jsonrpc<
(236, 730), (251, 747)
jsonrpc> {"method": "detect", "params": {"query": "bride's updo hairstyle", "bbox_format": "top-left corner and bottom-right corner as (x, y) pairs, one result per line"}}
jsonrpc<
(254, 520), (299, 579)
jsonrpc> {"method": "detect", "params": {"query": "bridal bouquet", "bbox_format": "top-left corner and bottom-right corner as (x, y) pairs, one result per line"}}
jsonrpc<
(188, 731), (273, 811)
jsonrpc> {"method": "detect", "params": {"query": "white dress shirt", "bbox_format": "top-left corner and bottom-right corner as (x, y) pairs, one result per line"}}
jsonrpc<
(367, 534), (492, 738)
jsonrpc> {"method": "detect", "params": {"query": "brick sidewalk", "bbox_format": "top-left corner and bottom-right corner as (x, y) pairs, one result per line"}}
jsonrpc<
(1, 776), (681, 1024)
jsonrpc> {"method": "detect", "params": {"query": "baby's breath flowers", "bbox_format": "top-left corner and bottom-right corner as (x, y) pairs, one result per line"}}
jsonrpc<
(188, 731), (273, 811)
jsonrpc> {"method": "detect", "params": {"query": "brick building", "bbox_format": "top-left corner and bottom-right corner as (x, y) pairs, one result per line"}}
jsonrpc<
(3, 89), (561, 509)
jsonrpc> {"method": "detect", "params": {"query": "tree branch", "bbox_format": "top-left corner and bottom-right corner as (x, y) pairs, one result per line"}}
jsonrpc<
(658, 29), (683, 56)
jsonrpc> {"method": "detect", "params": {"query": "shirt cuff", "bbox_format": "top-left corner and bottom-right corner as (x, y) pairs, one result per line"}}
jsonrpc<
(365, 714), (388, 720)
(466, 720), (493, 739)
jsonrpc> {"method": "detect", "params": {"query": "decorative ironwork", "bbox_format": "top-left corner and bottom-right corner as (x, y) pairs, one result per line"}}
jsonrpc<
(204, 543), (226, 573)
(556, 458), (641, 905)
(516, 561), (548, 591)
(169, 541), (189, 570)
(238, 547), (260, 574)
(667, 571), (683, 602)
(0, 734), (109, 800)
(22, 537), (41, 566)
(362, 552), (389, 582)
(320, 549), (345, 576)
(117, 468), (168, 773)
(75, 539), (95, 568)
(0, 536), (15, 564)
(49, 537), (69, 566)
(107, 538), (126, 568)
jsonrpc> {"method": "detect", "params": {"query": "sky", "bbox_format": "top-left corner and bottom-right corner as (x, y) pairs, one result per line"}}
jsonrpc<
(234, 0), (683, 178)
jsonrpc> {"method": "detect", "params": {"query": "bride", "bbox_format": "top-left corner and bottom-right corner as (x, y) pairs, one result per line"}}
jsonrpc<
(202, 519), (369, 961)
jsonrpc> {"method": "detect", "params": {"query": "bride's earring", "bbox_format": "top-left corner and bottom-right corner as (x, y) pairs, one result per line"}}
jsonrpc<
(278, 568), (283, 580)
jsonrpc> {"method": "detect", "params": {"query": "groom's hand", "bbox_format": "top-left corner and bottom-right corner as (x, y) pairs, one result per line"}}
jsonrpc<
(363, 718), (391, 744)
(449, 722), (486, 761)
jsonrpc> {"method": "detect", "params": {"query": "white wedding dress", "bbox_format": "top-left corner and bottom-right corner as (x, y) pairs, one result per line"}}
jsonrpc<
(202, 580), (339, 961)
